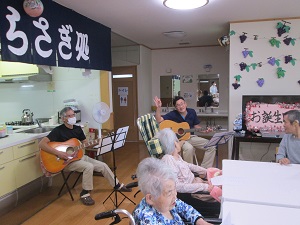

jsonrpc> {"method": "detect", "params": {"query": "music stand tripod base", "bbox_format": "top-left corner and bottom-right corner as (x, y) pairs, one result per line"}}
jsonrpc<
(97, 126), (135, 208)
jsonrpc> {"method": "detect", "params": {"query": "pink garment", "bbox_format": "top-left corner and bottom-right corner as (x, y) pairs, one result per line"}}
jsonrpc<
(161, 154), (208, 193)
(206, 167), (222, 202)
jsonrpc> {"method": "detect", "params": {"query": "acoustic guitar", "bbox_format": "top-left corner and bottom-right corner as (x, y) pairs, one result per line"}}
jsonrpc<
(159, 120), (207, 140)
(40, 138), (101, 173)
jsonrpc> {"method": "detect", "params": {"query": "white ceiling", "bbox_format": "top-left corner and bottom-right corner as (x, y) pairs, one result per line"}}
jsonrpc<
(54, 0), (299, 49)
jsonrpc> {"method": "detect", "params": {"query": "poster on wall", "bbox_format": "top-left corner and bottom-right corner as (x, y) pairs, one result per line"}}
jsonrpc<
(118, 87), (128, 106)
(182, 75), (193, 83)
(245, 102), (300, 131)
(183, 92), (193, 99)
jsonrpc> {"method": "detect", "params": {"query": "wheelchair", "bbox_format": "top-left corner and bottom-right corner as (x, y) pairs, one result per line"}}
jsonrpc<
(95, 209), (222, 225)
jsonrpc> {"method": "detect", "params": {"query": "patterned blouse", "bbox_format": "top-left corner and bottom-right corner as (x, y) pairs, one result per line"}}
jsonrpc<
(162, 154), (208, 193)
(133, 198), (203, 225)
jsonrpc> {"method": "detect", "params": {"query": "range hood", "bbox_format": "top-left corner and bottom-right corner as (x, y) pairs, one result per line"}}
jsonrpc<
(0, 61), (52, 83)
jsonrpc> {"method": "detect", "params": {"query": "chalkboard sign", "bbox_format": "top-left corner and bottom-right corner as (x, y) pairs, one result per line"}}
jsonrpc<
(242, 95), (300, 132)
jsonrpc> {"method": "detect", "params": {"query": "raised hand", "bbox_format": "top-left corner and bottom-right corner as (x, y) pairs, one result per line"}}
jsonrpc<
(153, 96), (162, 108)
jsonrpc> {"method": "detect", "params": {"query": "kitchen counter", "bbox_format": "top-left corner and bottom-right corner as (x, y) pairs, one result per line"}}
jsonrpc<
(0, 123), (59, 149)
(0, 132), (49, 149)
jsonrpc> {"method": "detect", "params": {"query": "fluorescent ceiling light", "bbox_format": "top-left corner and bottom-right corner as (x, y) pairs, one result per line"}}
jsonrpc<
(113, 74), (133, 78)
(163, 0), (209, 10)
(163, 31), (186, 39)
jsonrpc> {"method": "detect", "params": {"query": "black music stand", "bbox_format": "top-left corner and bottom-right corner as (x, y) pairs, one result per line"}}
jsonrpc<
(205, 131), (235, 168)
(96, 126), (135, 208)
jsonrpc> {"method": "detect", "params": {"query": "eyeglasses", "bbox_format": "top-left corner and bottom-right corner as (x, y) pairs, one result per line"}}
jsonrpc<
(175, 102), (185, 108)
(64, 113), (76, 118)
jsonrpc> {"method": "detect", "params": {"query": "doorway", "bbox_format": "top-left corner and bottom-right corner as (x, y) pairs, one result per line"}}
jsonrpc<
(112, 66), (138, 141)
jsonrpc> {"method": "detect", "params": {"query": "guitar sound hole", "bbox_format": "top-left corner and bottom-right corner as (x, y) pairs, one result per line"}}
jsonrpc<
(66, 147), (75, 155)
(178, 128), (184, 135)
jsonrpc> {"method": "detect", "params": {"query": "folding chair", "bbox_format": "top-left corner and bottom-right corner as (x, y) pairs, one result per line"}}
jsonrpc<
(58, 170), (82, 201)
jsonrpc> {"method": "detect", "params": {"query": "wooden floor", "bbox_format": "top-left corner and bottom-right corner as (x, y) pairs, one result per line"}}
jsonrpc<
(2, 140), (228, 225)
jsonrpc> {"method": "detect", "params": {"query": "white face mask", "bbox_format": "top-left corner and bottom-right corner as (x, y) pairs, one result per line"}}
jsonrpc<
(67, 117), (77, 125)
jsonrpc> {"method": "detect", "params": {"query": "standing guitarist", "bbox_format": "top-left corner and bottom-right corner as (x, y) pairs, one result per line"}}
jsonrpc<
(39, 107), (131, 206)
(153, 96), (216, 168)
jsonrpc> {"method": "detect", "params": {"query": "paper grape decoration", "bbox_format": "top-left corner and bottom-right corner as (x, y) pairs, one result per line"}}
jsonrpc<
(283, 36), (296, 46)
(23, 0), (44, 17)
(239, 33), (247, 43)
(276, 21), (291, 37)
(284, 55), (296, 65)
(256, 78), (264, 87)
(239, 62), (247, 71)
(232, 83), (240, 90)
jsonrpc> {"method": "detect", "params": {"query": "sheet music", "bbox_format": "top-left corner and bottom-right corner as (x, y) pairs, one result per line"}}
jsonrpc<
(94, 126), (129, 155)
(205, 131), (235, 148)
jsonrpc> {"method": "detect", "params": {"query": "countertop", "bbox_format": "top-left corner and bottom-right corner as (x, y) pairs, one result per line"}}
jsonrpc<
(0, 123), (58, 149)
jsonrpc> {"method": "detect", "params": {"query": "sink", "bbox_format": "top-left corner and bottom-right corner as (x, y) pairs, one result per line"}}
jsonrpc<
(19, 127), (54, 133)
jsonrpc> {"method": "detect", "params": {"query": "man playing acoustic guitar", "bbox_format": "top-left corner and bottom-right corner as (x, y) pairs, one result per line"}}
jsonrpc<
(39, 107), (131, 206)
(154, 96), (216, 168)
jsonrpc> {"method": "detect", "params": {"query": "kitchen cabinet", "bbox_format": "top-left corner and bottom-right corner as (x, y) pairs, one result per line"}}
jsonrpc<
(13, 140), (43, 188)
(0, 147), (17, 196)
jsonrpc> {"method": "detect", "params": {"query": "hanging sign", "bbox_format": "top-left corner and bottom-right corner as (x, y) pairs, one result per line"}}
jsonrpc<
(0, 0), (111, 71)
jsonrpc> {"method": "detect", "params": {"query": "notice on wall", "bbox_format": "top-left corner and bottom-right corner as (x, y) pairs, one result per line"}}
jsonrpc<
(183, 92), (193, 99)
(118, 87), (128, 106)
(245, 102), (300, 131)
(120, 95), (127, 106)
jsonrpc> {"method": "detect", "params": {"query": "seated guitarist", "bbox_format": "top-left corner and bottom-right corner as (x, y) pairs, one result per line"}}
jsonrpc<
(39, 107), (131, 206)
(153, 96), (216, 168)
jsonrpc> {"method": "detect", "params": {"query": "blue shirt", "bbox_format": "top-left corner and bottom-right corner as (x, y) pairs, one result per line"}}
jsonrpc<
(162, 108), (200, 129)
(133, 198), (203, 225)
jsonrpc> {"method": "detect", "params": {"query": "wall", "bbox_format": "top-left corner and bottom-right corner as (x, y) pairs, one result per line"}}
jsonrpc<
(151, 46), (229, 112)
(0, 67), (101, 128)
(229, 18), (300, 161)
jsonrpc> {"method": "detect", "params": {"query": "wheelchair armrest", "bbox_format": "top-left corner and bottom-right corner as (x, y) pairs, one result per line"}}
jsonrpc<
(204, 218), (222, 224)
(126, 181), (138, 189)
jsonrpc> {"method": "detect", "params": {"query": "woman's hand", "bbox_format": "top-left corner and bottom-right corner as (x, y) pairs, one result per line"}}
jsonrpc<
(278, 158), (290, 165)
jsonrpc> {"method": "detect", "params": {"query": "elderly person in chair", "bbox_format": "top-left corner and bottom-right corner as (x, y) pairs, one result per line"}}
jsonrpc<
(155, 128), (221, 203)
(133, 157), (213, 225)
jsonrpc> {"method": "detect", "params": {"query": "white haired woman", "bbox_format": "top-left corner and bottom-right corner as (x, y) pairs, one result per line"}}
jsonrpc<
(155, 128), (222, 217)
(133, 157), (213, 225)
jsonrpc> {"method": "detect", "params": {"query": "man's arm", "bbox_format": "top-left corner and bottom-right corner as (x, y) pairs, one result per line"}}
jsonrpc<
(153, 96), (164, 123)
(39, 137), (69, 160)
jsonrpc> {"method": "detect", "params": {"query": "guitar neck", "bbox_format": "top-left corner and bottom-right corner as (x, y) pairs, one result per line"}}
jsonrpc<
(184, 128), (205, 133)
(74, 138), (101, 151)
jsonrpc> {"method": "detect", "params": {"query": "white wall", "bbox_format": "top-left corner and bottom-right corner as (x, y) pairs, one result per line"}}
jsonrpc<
(0, 67), (101, 128)
(229, 19), (300, 161)
(151, 46), (229, 111)
(229, 19), (300, 130)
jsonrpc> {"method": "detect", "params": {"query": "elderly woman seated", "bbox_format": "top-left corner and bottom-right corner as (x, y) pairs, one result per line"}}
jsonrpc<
(155, 128), (221, 216)
(133, 157), (213, 225)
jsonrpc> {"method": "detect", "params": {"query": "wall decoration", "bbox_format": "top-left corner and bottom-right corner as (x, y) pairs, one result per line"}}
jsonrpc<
(23, 0), (44, 17)
(244, 102), (299, 132)
(277, 67), (286, 78)
(239, 62), (247, 71)
(182, 75), (193, 83)
(242, 48), (253, 58)
(284, 55), (296, 65)
(239, 32), (247, 43)
(267, 57), (280, 66)
(232, 75), (242, 90)
(256, 78), (264, 87)
(269, 38), (281, 48)
(283, 36), (296, 46)
(276, 20), (291, 37)
(218, 35), (230, 47)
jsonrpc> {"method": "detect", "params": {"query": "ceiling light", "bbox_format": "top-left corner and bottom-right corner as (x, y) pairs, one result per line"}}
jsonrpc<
(163, 0), (209, 10)
(163, 31), (186, 39)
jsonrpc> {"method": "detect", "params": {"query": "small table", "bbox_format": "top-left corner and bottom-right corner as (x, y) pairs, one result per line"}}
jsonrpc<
(231, 133), (282, 160)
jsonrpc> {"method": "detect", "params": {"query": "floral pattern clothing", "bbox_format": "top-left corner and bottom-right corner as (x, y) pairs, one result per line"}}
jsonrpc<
(133, 198), (203, 225)
(162, 154), (208, 193)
